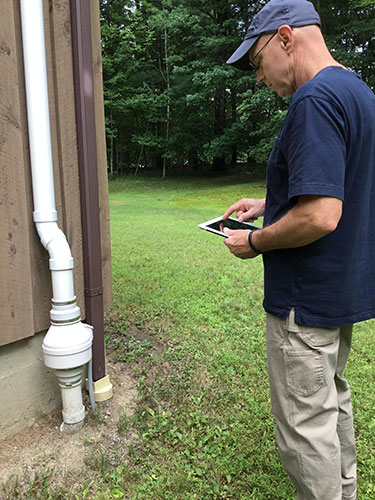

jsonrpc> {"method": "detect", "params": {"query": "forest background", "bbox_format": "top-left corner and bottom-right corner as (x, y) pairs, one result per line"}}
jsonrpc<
(100, 0), (375, 178)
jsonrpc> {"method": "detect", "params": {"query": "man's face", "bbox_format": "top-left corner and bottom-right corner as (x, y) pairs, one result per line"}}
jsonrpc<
(249, 32), (296, 97)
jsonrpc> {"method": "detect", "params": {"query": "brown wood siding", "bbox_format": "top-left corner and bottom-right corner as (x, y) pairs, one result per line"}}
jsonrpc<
(0, 2), (35, 344)
(0, 0), (111, 347)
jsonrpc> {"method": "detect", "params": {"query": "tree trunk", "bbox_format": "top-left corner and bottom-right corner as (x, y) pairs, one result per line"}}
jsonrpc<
(113, 140), (117, 174)
(134, 144), (144, 177)
(210, 6), (228, 174)
(162, 29), (170, 179)
(135, 121), (149, 176)
(189, 150), (199, 171)
(110, 112), (114, 175)
(231, 89), (237, 168)
(212, 88), (226, 173)
(110, 136), (114, 175)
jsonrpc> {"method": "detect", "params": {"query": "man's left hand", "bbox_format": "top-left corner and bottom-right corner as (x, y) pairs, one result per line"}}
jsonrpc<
(223, 228), (259, 259)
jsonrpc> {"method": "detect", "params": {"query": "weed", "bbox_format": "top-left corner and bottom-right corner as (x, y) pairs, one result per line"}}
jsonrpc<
(84, 448), (112, 476)
(117, 408), (131, 434)
(113, 337), (154, 362)
(1, 467), (73, 500)
(81, 431), (95, 446)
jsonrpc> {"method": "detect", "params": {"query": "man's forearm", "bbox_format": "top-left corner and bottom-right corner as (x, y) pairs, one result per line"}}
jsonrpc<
(252, 195), (342, 252)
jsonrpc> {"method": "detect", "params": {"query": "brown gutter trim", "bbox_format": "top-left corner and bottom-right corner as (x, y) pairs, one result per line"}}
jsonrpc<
(70, 0), (106, 381)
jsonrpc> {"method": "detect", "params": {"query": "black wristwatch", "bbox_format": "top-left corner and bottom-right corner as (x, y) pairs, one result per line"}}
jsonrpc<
(248, 230), (262, 254)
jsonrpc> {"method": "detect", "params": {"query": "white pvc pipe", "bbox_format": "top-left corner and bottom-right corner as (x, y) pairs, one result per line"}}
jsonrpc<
(56, 367), (86, 433)
(20, 0), (78, 323)
(20, 0), (56, 219)
(20, 0), (93, 433)
(51, 272), (75, 303)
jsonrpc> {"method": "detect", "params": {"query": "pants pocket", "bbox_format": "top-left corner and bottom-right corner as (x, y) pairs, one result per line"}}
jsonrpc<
(285, 348), (325, 397)
(284, 308), (340, 397)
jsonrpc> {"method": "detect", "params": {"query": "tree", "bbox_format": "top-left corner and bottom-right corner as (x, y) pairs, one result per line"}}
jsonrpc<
(314, 0), (375, 89)
(100, 0), (375, 176)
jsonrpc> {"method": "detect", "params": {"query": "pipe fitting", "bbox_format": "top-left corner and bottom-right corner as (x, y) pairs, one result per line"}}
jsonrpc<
(50, 300), (81, 325)
(55, 366), (86, 433)
(35, 221), (74, 270)
(42, 322), (93, 370)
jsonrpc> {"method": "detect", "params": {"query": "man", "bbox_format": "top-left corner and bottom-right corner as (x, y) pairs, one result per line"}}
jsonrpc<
(223, 0), (375, 499)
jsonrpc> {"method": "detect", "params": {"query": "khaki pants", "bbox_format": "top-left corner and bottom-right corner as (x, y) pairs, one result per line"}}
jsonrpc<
(266, 309), (357, 500)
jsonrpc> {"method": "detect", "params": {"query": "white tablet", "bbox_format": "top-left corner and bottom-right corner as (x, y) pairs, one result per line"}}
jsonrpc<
(198, 216), (260, 238)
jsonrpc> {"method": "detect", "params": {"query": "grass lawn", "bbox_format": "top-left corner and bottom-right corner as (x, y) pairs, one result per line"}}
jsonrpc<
(3, 174), (374, 499)
(104, 174), (375, 499)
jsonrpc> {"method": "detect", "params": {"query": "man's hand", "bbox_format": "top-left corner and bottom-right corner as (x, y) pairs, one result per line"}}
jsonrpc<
(223, 198), (265, 223)
(223, 228), (259, 259)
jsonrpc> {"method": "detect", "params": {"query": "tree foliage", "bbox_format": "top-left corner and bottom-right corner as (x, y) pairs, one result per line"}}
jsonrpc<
(100, 0), (375, 176)
(314, 0), (375, 87)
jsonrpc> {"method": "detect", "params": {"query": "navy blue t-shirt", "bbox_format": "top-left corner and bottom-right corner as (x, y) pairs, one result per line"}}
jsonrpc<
(263, 66), (375, 327)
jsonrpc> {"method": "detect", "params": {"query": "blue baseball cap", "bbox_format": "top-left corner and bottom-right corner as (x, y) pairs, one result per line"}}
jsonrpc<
(227, 0), (321, 71)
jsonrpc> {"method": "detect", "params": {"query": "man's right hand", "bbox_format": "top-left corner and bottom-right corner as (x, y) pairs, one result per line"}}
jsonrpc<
(223, 198), (266, 222)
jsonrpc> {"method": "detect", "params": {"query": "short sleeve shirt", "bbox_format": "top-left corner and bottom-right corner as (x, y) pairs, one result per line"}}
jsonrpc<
(262, 67), (375, 327)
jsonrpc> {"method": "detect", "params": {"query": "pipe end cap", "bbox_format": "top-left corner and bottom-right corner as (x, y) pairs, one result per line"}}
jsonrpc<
(88, 374), (113, 402)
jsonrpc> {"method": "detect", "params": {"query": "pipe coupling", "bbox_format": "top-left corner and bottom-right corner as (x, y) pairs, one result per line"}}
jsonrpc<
(33, 210), (58, 223)
(49, 257), (74, 271)
(50, 302), (81, 324)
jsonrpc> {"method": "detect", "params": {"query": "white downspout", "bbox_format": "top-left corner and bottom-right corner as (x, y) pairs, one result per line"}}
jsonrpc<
(20, 0), (93, 433)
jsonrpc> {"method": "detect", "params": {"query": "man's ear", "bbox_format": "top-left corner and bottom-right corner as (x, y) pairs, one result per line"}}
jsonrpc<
(278, 25), (294, 53)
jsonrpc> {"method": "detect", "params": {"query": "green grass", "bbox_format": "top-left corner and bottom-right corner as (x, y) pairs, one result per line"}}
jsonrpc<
(103, 175), (375, 499)
(106, 174), (288, 499)
(3, 174), (374, 499)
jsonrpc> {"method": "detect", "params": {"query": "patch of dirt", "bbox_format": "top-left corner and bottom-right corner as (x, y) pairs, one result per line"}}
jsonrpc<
(0, 314), (172, 497)
(0, 356), (138, 490)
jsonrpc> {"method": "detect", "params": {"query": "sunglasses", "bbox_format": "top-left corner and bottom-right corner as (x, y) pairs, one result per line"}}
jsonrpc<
(249, 32), (277, 71)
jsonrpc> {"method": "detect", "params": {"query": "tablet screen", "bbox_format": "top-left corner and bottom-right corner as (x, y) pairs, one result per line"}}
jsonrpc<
(198, 217), (260, 237)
